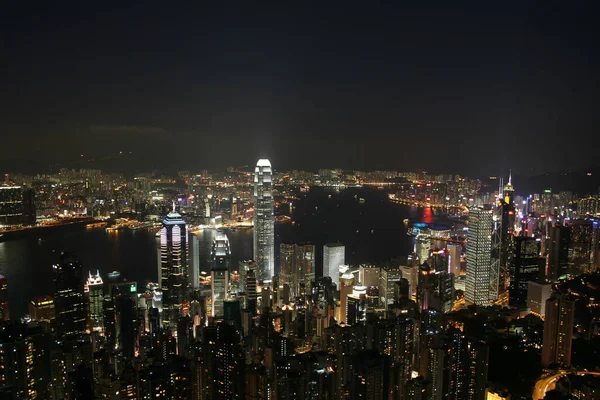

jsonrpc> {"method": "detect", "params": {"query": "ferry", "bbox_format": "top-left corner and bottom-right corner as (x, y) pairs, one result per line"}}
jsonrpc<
(86, 221), (108, 229)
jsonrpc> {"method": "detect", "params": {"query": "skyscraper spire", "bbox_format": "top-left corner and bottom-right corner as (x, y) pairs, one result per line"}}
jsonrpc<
(172, 200), (176, 213)
(508, 169), (512, 185)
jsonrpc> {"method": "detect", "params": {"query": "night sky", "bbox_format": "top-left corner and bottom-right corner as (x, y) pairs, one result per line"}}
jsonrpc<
(1, 2), (599, 176)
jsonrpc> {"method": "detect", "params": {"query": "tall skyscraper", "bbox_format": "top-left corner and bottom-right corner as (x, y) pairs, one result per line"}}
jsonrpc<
(85, 270), (104, 333)
(542, 294), (575, 368)
(212, 233), (232, 272)
(0, 186), (24, 226)
(21, 188), (36, 225)
(189, 232), (200, 288)
(211, 268), (229, 318)
(527, 282), (552, 317)
(52, 252), (86, 337)
(279, 243), (315, 298)
(323, 243), (345, 289)
(157, 204), (189, 327)
(466, 207), (496, 306)
(568, 219), (594, 276)
(400, 263), (418, 300)
(547, 224), (570, 281)
(198, 323), (245, 399)
(116, 293), (138, 358)
(379, 266), (401, 309)
(508, 237), (542, 308)
(447, 243), (462, 276)
(253, 159), (274, 283)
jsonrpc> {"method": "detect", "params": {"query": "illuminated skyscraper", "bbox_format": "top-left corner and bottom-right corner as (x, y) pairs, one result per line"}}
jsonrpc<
(157, 204), (188, 327)
(253, 159), (274, 283)
(211, 268), (229, 318)
(189, 232), (200, 288)
(379, 266), (401, 309)
(542, 294), (575, 368)
(53, 252), (86, 337)
(466, 207), (496, 306)
(212, 233), (232, 272)
(279, 243), (315, 298)
(85, 270), (104, 333)
(323, 243), (345, 289)
(29, 296), (55, 322)
(0, 186), (24, 226)
(568, 219), (594, 275)
(447, 243), (462, 276)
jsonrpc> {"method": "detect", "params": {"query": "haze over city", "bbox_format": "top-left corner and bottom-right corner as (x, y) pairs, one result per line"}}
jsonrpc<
(2, 3), (600, 175)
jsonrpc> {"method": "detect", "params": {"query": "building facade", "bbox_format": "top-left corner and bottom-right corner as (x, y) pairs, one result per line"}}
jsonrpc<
(466, 207), (495, 306)
(157, 205), (189, 327)
(53, 252), (86, 337)
(253, 159), (274, 283)
(323, 243), (345, 289)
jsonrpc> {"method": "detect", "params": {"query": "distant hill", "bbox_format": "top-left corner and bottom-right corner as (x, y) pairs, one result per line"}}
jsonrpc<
(517, 167), (600, 195)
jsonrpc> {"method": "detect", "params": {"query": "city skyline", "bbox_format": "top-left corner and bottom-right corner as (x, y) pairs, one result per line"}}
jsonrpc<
(1, 3), (600, 399)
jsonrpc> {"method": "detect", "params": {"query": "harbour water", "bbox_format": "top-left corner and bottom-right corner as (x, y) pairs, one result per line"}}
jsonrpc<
(0, 187), (444, 319)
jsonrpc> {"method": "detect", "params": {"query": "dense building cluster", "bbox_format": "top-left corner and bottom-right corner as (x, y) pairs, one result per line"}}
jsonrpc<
(1, 162), (600, 399)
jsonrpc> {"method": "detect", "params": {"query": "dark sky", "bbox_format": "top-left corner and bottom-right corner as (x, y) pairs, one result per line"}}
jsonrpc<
(1, 2), (599, 176)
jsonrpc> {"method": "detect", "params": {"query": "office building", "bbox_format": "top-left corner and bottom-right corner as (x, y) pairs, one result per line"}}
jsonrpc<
(198, 323), (245, 399)
(447, 243), (462, 276)
(466, 207), (496, 305)
(509, 237), (542, 308)
(211, 268), (229, 318)
(253, 158), (275, 283)
(542, 294), (575, 368)
(116, 294), (137, 358)
(53, 252), (86, 337)
(495, 172), (516, 293)
(379, 267), (401, 309)
(85, 270), (104, 333)
(338, 271), (354, 324)
(22, 188), (36, 225)
(430, 249), (449, 273)
(400, 264), (418, 300)
(436, 271), (454, 313)
(547, 224), (570, 281)
(280, 243), (315, 298)
(359, 265), (380, 287)
(0, 186), (24, 226)
(568, 219), (594, 275)
(29, 296), (55, 322)
(157, 204), (189, 327)
(415, 236), (431, 264)
(323, 243), (345, 289)
(189, 233), (200, 288)
(578, 196), (600, 217)
(212, 233), (232, 272)
(527, 282), (552, 317)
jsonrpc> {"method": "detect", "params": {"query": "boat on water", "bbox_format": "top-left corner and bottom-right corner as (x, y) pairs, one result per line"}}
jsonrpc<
(87, 221), (108, 229)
